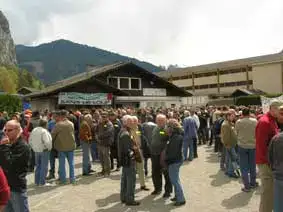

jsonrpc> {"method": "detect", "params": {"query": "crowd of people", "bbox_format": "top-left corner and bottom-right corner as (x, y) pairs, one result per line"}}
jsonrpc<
(0, 103), (282, 211)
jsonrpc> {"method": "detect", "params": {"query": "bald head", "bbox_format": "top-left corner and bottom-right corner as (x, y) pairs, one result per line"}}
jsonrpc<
(5, 120), (22, 143)
(6, 120), (21, 129)
(156, 114), (166, 128)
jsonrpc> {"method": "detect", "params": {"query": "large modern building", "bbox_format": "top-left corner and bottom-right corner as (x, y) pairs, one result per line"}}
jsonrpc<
(157, 51), (283, 99)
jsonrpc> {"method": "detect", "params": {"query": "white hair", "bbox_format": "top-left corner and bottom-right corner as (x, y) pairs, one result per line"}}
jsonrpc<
(184, 110), (190, 117)
(122, 115), (132, 126)
(132, 116), (138, 122)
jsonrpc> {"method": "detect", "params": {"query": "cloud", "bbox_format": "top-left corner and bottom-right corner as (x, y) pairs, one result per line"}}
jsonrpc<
(1, 0), (94, 44)
(1, 0), (283, 66)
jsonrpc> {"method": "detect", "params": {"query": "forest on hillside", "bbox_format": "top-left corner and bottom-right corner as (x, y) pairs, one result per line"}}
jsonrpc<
(0, 66), (44, 93)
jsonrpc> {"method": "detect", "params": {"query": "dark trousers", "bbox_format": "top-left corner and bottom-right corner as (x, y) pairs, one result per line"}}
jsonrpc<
(198, 128), (208, 144)
(151, 154), (172, 194)
(193, 137), (198, 158)
(214, 135), (221, 152)
(28, 148), (35, 172)
(209, 125), (214, 145)
(49, 149), (57, 176)
(120, 166), (136, 203)
(110, 151), (120, 169)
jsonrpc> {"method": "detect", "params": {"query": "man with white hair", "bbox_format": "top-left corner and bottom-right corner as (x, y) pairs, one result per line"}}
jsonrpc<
(0, 120), (31, 212)
(183, 110), (198, 161)
(131, 116), (149, 191)
(118, 115), (140, 206)
(150, 114), (172, 198)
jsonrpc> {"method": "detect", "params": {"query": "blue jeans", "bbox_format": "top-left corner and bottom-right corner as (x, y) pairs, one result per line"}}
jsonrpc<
(183, 138), (194, 160)
(5, 191), (29, 212)
(220, 146), (226, 170)
(120, 166), (136, 203)
(34, 151), (50, 185)
(226, 147), (238, 175)
(81, 141), (91, 174)
(168, 162), (185, 203)
(274, 179), (283, 212)
(90, 142), (99, 161)
(238, 147), (256, 188)
(58, 151), (75, 183)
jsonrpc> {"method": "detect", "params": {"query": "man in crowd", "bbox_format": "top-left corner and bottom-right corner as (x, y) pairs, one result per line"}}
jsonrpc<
(256, 101), (281, 212)
(235, 108), (258, 192)
(132, 116), (149, 191)
(96, 112), (114, 177)
(109, 111), (121, 171)
(221, 110), (239, 178)
(150, 114), (172, 198)
(52, 110), (76, 184)
(119, 115), (140, 206)
(0, 120), (31, 212)
(268, 105), (283, 212)
(47, 112), (58, 180)
(142, 115), (156, 176)
(183, 111), (198, 161)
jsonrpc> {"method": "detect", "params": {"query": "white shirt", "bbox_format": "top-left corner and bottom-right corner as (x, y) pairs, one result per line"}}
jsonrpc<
(193, 114), (200, 129)
(29, 127), (52, 152)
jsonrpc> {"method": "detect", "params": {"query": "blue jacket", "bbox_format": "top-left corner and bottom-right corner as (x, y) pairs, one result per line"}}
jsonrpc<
(183, 116), (198, 140)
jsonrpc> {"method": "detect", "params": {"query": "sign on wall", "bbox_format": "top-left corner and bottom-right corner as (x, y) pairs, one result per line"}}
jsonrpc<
(143, 88), (166, 96)
(58, 92), (112, 105)
(261, 95), (283, 113)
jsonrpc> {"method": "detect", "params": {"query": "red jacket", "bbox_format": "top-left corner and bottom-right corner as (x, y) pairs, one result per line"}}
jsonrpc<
(256, 112), (279, 164)
(0, 167), (10, 206)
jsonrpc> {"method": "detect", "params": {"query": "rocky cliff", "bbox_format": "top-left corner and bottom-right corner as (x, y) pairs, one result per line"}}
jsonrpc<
(0, 11), (17, 66)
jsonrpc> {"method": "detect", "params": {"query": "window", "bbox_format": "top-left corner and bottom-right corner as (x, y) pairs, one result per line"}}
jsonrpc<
(131, 78), (140, 89)
(120, 78), (129, 89)
(108, 77), (118, 88)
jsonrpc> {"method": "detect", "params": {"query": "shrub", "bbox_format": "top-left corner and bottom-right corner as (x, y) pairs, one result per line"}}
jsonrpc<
(0, 95), (22, 114)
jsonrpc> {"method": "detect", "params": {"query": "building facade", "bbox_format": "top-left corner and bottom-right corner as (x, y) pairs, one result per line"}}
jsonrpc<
(25, 62), (191, 111)
(157, 52), (283, 97)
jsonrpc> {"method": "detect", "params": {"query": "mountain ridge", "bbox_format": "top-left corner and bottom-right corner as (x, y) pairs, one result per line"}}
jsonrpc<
(16, 39), (162, 84)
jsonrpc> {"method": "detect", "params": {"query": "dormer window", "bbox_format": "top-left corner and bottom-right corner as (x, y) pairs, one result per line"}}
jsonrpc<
(107, 77), (141, 90)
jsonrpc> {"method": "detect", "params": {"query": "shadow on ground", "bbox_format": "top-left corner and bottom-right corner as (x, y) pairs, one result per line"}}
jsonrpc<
(221, 190), (255, 209)
(209, 170), (234, 187)
(95, 193), (175, 212)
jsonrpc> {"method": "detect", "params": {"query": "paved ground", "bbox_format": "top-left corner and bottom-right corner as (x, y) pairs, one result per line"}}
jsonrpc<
(27, 145), (260, 212)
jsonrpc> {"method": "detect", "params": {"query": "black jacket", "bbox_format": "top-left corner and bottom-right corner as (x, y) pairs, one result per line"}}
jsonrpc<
(165, 129), (183, 165)
(0, 138), (31, 192)
(118, 129), (135, 167)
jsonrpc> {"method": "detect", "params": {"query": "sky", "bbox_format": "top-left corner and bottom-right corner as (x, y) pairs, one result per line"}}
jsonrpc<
(1, 0), (283, 67)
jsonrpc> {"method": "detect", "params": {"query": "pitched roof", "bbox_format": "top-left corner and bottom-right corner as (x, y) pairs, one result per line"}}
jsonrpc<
(231, 88), (266, 96)
(25, 62), (192, 98)
(157, 52), (283, 78)
(17, 87), (39, 93)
